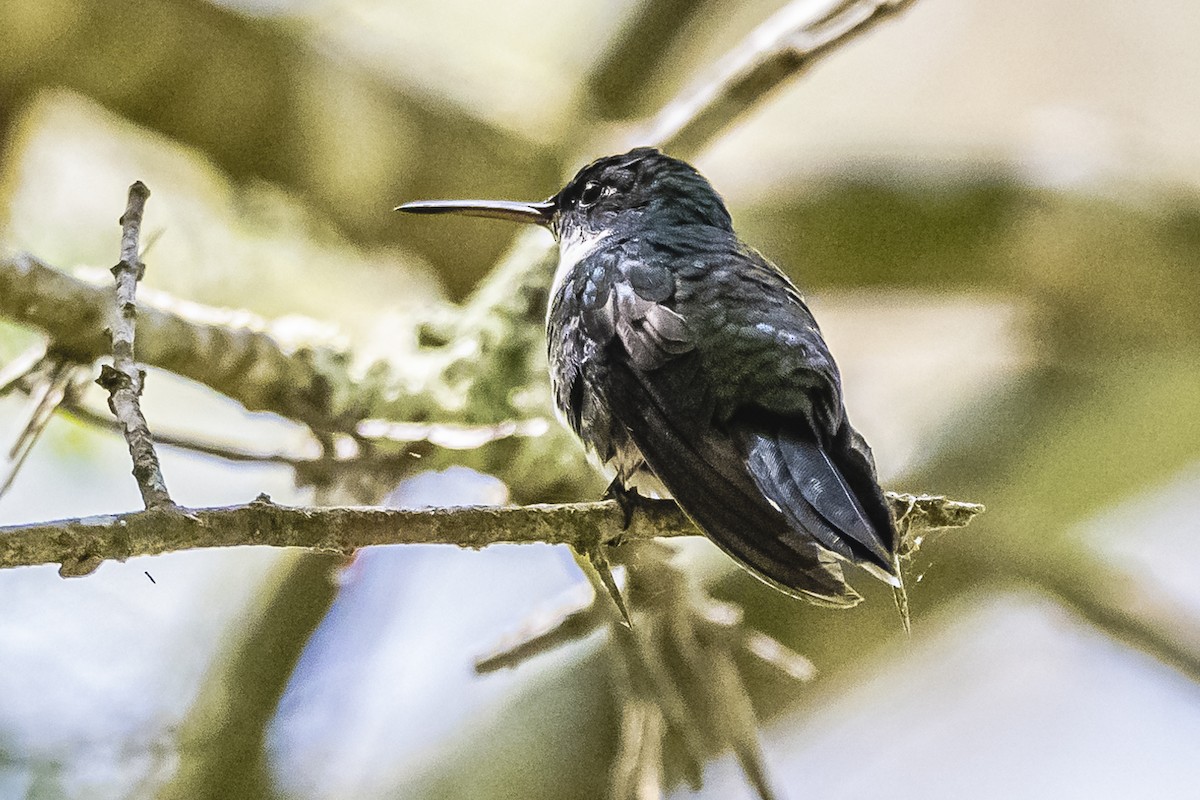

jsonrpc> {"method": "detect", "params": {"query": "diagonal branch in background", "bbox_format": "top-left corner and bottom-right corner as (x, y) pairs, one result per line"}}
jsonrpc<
(637, 0), (916, 152)
(0, 493), (981, 575)
(584, 0), (718, 119)
(96, 181), (175, 510)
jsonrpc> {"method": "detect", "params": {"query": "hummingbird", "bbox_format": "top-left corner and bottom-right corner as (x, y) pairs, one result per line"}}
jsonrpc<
(399, 147), (902, 608)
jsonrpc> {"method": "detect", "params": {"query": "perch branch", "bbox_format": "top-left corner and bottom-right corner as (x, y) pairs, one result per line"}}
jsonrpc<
(96, 181), (174, 509)
(0, 493), (981, 575)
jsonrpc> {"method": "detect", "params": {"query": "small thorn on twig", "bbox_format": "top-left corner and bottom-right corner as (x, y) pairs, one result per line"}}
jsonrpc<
(573, 545), (633, 628)
(590, 548), (633, 628)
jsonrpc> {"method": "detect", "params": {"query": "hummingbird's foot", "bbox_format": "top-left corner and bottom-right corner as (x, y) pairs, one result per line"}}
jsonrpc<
(603, 477), (638, 532)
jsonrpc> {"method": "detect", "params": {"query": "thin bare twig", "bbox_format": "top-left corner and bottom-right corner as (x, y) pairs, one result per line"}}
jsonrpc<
(59, 401), (313, 466)
(0, 343), (50, 398)
(96, 182), (174, 510)
(475, 586), (603, 673)
(1, 358), (84, 499)
(0, 493), (980, 575)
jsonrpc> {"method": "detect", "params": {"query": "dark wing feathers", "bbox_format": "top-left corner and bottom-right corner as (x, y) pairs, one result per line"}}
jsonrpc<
(606, 358), (860, 607)
(742, 425), (894, 573)
(614, 285), (692, 370)
(831, 424), (897, 553)
(582, 233), (897, 600)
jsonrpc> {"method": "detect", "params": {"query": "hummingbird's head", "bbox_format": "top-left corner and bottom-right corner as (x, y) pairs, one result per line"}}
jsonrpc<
(553, 147), (733, 241)
(397, 148), (732, 240)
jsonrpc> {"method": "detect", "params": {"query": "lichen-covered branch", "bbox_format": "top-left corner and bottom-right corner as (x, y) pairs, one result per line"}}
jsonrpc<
(0, 493), (981, 575)
(0, 252), (410, 433)
(0, 249), (571, 475)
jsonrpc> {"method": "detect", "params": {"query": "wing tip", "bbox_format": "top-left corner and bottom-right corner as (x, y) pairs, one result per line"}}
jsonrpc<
(859, 558), (903, 588)
(751, 567), (864, 608)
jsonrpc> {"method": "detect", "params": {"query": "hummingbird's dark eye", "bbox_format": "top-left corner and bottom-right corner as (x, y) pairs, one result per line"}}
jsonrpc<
(579, 181), (605, 208)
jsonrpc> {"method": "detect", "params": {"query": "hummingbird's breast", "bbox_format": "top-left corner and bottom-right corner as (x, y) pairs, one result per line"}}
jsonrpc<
(546, 233), (667, 495)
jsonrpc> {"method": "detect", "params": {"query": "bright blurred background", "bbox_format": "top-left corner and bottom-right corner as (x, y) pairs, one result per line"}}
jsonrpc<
(2, 0), (1200, 798)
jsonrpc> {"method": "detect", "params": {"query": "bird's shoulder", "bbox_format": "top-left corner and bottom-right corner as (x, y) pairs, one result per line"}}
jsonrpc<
(568, 226), (842, 423)
(563, 233), (691, 371)
(655, 229), (843, 422)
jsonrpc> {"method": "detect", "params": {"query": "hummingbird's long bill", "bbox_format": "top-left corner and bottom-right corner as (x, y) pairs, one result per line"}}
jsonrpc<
(395, 199), (555, 227)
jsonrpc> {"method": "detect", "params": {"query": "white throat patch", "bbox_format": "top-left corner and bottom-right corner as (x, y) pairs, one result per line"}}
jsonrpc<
(550, 227), (612, 302)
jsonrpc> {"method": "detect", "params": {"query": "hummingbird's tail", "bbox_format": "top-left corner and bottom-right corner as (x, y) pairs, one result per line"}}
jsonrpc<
(740, 424), (898, 583)
(608, 362), (863, 606)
